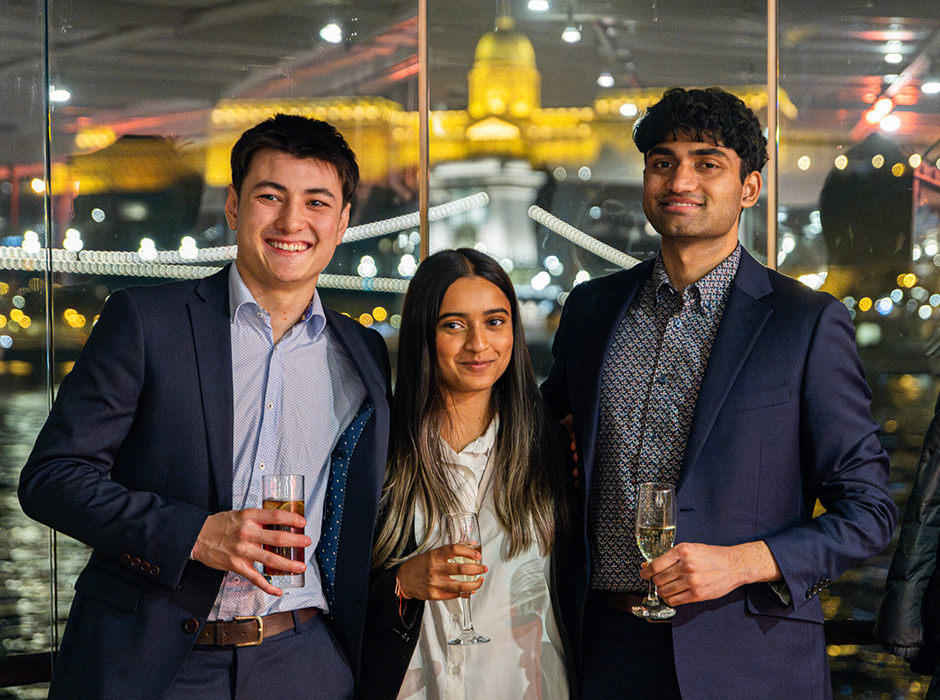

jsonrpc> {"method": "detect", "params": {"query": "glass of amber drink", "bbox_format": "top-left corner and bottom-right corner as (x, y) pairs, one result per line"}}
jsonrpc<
(262, 474), (305, 588)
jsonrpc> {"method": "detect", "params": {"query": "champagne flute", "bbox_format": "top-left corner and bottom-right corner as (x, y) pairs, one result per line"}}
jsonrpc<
(632, 481), (677, 620)
(442, 512), (490, 645)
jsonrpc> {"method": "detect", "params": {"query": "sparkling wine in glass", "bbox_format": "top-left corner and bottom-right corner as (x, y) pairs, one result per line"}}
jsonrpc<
(632, 482), (677, 620)
(442, 512), (490, 645)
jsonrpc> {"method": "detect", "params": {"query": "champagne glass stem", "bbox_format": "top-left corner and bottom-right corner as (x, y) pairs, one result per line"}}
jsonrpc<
(459, 595), (474, 633)
(647, 579), (660, 606)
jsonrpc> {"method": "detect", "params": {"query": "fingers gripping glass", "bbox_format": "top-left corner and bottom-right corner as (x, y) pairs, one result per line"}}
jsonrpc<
(632, 482), (677, 620)
(442, 512), (490, 645)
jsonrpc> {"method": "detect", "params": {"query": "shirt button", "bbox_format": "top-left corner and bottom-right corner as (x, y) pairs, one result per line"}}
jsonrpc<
(451, 666), (460, 675)
(656, 374), (667, 384)
(267, 403), (273, 410)
(452, 613), (459, 623)
(675, 319), (683, 328)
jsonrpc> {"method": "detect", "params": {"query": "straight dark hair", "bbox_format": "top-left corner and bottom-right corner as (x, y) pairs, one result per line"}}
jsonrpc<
(230, 113), (359, 204)
(373, 248), (568, 566)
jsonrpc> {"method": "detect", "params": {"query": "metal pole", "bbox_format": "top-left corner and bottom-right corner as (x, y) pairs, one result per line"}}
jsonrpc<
(41, 0), (60, 662)
(766, 0), (778, 269)
(418, 0), (430, 261)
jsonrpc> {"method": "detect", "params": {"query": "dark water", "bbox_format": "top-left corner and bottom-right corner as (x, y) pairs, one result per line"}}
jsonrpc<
(0, 388), (89, 699)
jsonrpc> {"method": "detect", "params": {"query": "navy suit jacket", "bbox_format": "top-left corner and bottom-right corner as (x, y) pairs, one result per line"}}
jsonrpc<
(18, 266), (391, 700)
(542, 249), (897, 699)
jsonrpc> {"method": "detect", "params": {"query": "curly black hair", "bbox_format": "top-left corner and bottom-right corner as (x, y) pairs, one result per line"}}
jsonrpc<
(633, 87), (769, 181)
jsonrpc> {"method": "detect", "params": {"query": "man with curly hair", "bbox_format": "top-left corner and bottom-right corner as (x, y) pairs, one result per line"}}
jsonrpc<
(543, 87), (897, 699)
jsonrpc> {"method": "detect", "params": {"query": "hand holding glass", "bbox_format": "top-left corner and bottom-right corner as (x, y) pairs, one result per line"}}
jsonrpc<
(442, 512), (490, 645)
(633, 481), (677, 620)
(262, 474), (305, 589)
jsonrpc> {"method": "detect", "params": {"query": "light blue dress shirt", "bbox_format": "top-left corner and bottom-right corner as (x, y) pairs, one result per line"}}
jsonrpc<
(208, 264), (366, 619)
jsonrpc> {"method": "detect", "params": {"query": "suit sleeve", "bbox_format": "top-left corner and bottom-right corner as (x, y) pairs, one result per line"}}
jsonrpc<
(762, 298), (897, 610)
(18, 289), (210, 589)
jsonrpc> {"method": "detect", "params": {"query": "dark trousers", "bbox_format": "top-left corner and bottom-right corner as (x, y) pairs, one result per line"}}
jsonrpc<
(161, 611), (353, 700)
(580, 591), (683, 700)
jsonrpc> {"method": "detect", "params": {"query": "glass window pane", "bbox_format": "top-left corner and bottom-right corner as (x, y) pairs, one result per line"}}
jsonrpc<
(428, 1), (769, 378)
(0, 0), (55, 693)
(3, 0), (416, 692)
(780, 2), (940, 695)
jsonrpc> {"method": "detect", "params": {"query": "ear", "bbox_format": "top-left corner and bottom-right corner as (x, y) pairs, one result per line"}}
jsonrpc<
(224, 185), (239, 231)
(335, 202), (351, 245)
(740, 171), (762, 209)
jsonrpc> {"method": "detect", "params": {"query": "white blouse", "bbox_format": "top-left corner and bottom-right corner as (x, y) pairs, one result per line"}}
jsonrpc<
(397, 418), (569, 700)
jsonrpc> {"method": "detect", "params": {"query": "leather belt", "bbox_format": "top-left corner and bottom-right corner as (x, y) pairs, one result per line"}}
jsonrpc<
(195, 608), (319, 647)
(603, 591), (651, 615)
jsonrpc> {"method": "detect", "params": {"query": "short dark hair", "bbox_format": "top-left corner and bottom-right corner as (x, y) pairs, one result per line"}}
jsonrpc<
(633, 87), (769, 180)
(230, 114), (359, 205)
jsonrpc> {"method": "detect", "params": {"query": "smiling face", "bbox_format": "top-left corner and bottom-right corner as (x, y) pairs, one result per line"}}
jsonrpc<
(226, 148), (350, 302)
(435, 275), (514, 407)
(642, 131), (762, 253)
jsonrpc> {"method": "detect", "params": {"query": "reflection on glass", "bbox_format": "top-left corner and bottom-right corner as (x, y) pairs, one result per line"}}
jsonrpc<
(0, 0), (938, 693)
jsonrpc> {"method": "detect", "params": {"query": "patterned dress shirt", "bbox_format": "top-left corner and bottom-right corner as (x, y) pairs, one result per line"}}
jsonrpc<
(590, 245), (741, 592)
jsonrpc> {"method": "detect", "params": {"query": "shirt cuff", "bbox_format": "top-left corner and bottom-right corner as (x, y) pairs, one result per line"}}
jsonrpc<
(769, 579), (792, 606)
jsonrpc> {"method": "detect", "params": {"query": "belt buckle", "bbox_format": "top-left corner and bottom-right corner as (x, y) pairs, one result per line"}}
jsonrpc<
(233, 615), (264, 647)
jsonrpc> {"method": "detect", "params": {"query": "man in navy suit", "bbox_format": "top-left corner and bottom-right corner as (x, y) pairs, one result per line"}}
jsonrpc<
(19, 115), (391, 699)
(542, 88), (897, 699)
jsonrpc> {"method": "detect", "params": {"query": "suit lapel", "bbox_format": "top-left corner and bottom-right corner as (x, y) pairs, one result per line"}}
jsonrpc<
(577, 262), (653, 485)
(188, 267), (235, 511)
(324, 307), (387, 407)
(679, 250), (773, 487)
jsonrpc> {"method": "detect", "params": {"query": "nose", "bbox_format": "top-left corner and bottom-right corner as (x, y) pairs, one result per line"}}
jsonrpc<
(276, 199), (306, 233)
(668, 161), (698, 193)
(464, 325), (487, 353)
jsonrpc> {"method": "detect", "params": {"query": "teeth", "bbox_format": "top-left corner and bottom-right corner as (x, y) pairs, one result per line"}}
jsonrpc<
(269, 240), (309, 251)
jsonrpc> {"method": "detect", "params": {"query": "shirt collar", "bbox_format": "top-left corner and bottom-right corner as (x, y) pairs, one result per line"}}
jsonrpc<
(228, 264), (326, 337)
(442, 415), (499, 478)
(649, 244), (741, 314)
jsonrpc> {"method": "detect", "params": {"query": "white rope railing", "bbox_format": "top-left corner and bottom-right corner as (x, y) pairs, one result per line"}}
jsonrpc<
(342, 192), (489, 243)
(527, 205), (640, 270)
(0, 193), (489, 288)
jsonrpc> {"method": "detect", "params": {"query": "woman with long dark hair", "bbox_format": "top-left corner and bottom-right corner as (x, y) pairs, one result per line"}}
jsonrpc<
(360, 248), (572, 700)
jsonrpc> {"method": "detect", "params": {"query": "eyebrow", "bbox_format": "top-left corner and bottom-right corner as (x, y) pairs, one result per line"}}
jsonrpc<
(438, 308), (511, 320)
(647, 145), (731, 160)
(251, 180), (338, 199)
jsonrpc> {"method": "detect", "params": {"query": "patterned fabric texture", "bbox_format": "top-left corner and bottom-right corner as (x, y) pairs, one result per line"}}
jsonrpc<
(317, 399), (375, 612)
(590, 246), (740, 591)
